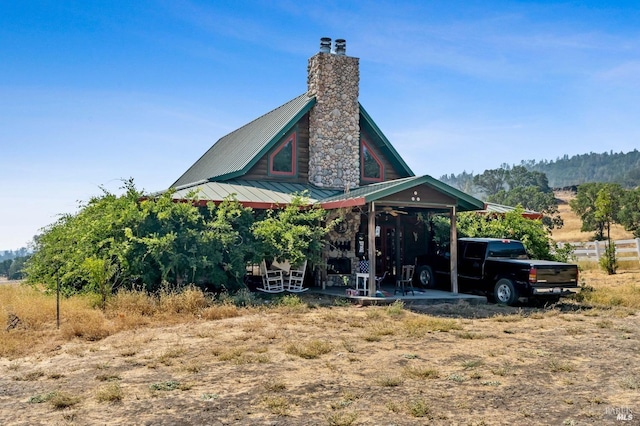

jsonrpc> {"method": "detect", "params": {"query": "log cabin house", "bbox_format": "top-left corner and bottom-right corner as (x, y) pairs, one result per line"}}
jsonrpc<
(168, 38), (486, 294)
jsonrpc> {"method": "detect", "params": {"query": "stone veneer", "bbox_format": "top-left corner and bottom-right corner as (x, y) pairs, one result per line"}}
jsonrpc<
(323, 211), (362, 287)
(307, 46), (360, 189)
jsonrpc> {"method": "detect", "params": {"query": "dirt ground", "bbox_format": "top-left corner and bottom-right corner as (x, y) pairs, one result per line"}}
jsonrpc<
(1, 295), (639, 426)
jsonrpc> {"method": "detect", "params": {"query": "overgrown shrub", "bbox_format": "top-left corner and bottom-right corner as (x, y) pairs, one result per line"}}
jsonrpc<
(25, 182), (329, 298)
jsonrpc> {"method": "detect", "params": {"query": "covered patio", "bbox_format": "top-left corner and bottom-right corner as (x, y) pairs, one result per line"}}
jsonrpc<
(319, 175), (485, 297)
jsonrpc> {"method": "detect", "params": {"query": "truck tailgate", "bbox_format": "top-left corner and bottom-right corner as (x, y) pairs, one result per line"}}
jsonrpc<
(531, 261), (578, 286)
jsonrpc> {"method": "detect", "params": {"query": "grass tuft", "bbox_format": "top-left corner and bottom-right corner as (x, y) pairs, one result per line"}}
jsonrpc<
(262, 395), (290, 416)
(201, 303), (240, 320)
(285, 339), (332, 359)
(28, 392), (57, 404)
(95, 373), (121, 382)
(375, 375), (404, 387)
(149, 381), (181, 391)
(49, 391), (82, 409)
(61, 309), (113, 341)
(406, 398), (432, 418)
(325, 411), (358, 426)
(96, 383), (124, 403)
(403, 316), (461, 336)
(403, 365), (440, 379)
(386, 300), (405, 317)
(462, 359), (485, 369)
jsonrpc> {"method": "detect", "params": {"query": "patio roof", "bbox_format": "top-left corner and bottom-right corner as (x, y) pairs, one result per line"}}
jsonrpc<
(319, 175), (485, 212)
(481, 202), (543, 219)
(167, 180), (325, 209)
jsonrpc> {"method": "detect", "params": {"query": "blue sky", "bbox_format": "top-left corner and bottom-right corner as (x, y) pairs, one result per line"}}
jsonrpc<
(1, 1), (639, 251)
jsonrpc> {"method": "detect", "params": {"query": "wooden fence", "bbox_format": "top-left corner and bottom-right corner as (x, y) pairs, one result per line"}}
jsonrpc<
(558, 239), (640, 263)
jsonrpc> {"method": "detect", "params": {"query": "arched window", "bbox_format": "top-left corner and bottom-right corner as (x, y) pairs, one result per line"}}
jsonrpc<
(361, 138), (383, 182)
(269, 132), (296, 176)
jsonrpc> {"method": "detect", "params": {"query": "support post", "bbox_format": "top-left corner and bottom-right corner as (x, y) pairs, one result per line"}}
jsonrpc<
(395, 214), (402, 275)
(56, 272), (60, 329)
(450, 206), (458, 294)
(368, 202), (376, 296)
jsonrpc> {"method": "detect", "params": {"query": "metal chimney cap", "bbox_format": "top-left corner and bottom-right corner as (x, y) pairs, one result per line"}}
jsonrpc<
(334, 39), (346, 55)
(320, 37), (332, 53)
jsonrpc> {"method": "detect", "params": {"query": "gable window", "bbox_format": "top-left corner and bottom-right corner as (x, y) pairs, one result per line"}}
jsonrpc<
(269, 132), (296, 176)
(361, 138), (383, 182)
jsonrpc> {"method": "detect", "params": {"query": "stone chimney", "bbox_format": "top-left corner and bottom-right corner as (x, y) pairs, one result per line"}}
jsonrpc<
(307, 38), (360, 189)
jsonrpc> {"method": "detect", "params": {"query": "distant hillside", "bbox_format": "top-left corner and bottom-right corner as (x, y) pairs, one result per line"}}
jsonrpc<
(0, 248), (29, 262)
(440, 149), (640, 190)
(524, 150), (640, 188)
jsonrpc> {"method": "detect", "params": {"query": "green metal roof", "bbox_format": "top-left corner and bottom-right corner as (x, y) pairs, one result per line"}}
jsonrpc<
(165, 175), (484, 213)
(319, 175), (485, 212)
(482, 202), (542, 219)
(172, 94), (316, 188)
(169, 181), (320, 208)
(224, 180), (340, 201)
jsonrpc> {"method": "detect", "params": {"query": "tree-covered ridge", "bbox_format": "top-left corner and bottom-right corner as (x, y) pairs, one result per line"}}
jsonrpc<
(440, 149), (640, 190)
(524, 149), (640, 188)
(0, 248), (30, 262)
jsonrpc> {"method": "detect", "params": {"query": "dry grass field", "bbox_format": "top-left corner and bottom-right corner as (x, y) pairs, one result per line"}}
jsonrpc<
(550, 190), (634, 243)
(1, 274), (639, 426)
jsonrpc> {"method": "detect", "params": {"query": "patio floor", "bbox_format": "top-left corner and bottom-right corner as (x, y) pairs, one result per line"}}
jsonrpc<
(309, 284), (487, 306)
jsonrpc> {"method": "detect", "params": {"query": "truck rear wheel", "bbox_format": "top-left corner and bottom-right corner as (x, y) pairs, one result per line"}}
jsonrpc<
(493, 279), (519, 306)
(416, 265), (436, 288)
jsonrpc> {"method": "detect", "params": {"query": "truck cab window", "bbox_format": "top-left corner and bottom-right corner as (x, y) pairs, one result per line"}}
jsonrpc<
(464, 243), (485, 260)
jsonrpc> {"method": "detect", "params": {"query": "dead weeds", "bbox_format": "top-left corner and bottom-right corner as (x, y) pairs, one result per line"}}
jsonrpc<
(1, 271), (640, 424)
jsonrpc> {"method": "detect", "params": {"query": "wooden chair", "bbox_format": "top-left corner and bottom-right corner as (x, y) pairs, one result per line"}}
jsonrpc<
(257, 260), (285, 293)
(285, 260), (308, 292)
(395, 265), (415, 296)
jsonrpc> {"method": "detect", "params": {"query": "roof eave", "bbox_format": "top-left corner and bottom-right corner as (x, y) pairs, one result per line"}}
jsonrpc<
(209, 97), (317, 183)
(319, 175), (485, 212)
(320, 197), (367, 209)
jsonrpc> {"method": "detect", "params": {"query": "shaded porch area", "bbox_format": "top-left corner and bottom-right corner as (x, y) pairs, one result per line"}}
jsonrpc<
(320, 175), (486, 296)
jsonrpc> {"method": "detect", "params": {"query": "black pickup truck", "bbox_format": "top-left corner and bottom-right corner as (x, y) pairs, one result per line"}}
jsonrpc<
(415, 238), (579, 305)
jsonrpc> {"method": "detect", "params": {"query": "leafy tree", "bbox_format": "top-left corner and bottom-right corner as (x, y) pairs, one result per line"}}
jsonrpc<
(439, 171), (475, 194)
(252, 194), (329, 268)
(618, 188), (640, 238)
(26, 180), (146, 294)
(570, 183), (624, 240)
(0, 259), (11, 277)
(473, 168), (507, 197)
(595, 188), (620, 274)
(25, 180), (257, 295)
(1, 256), (29, 280)
(203, 195), (259, 288)
(488, 186), (563, 230)
(83, 256), (119, 310)
(504, 166), (551, 193)
(456, 207), (562, 260)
